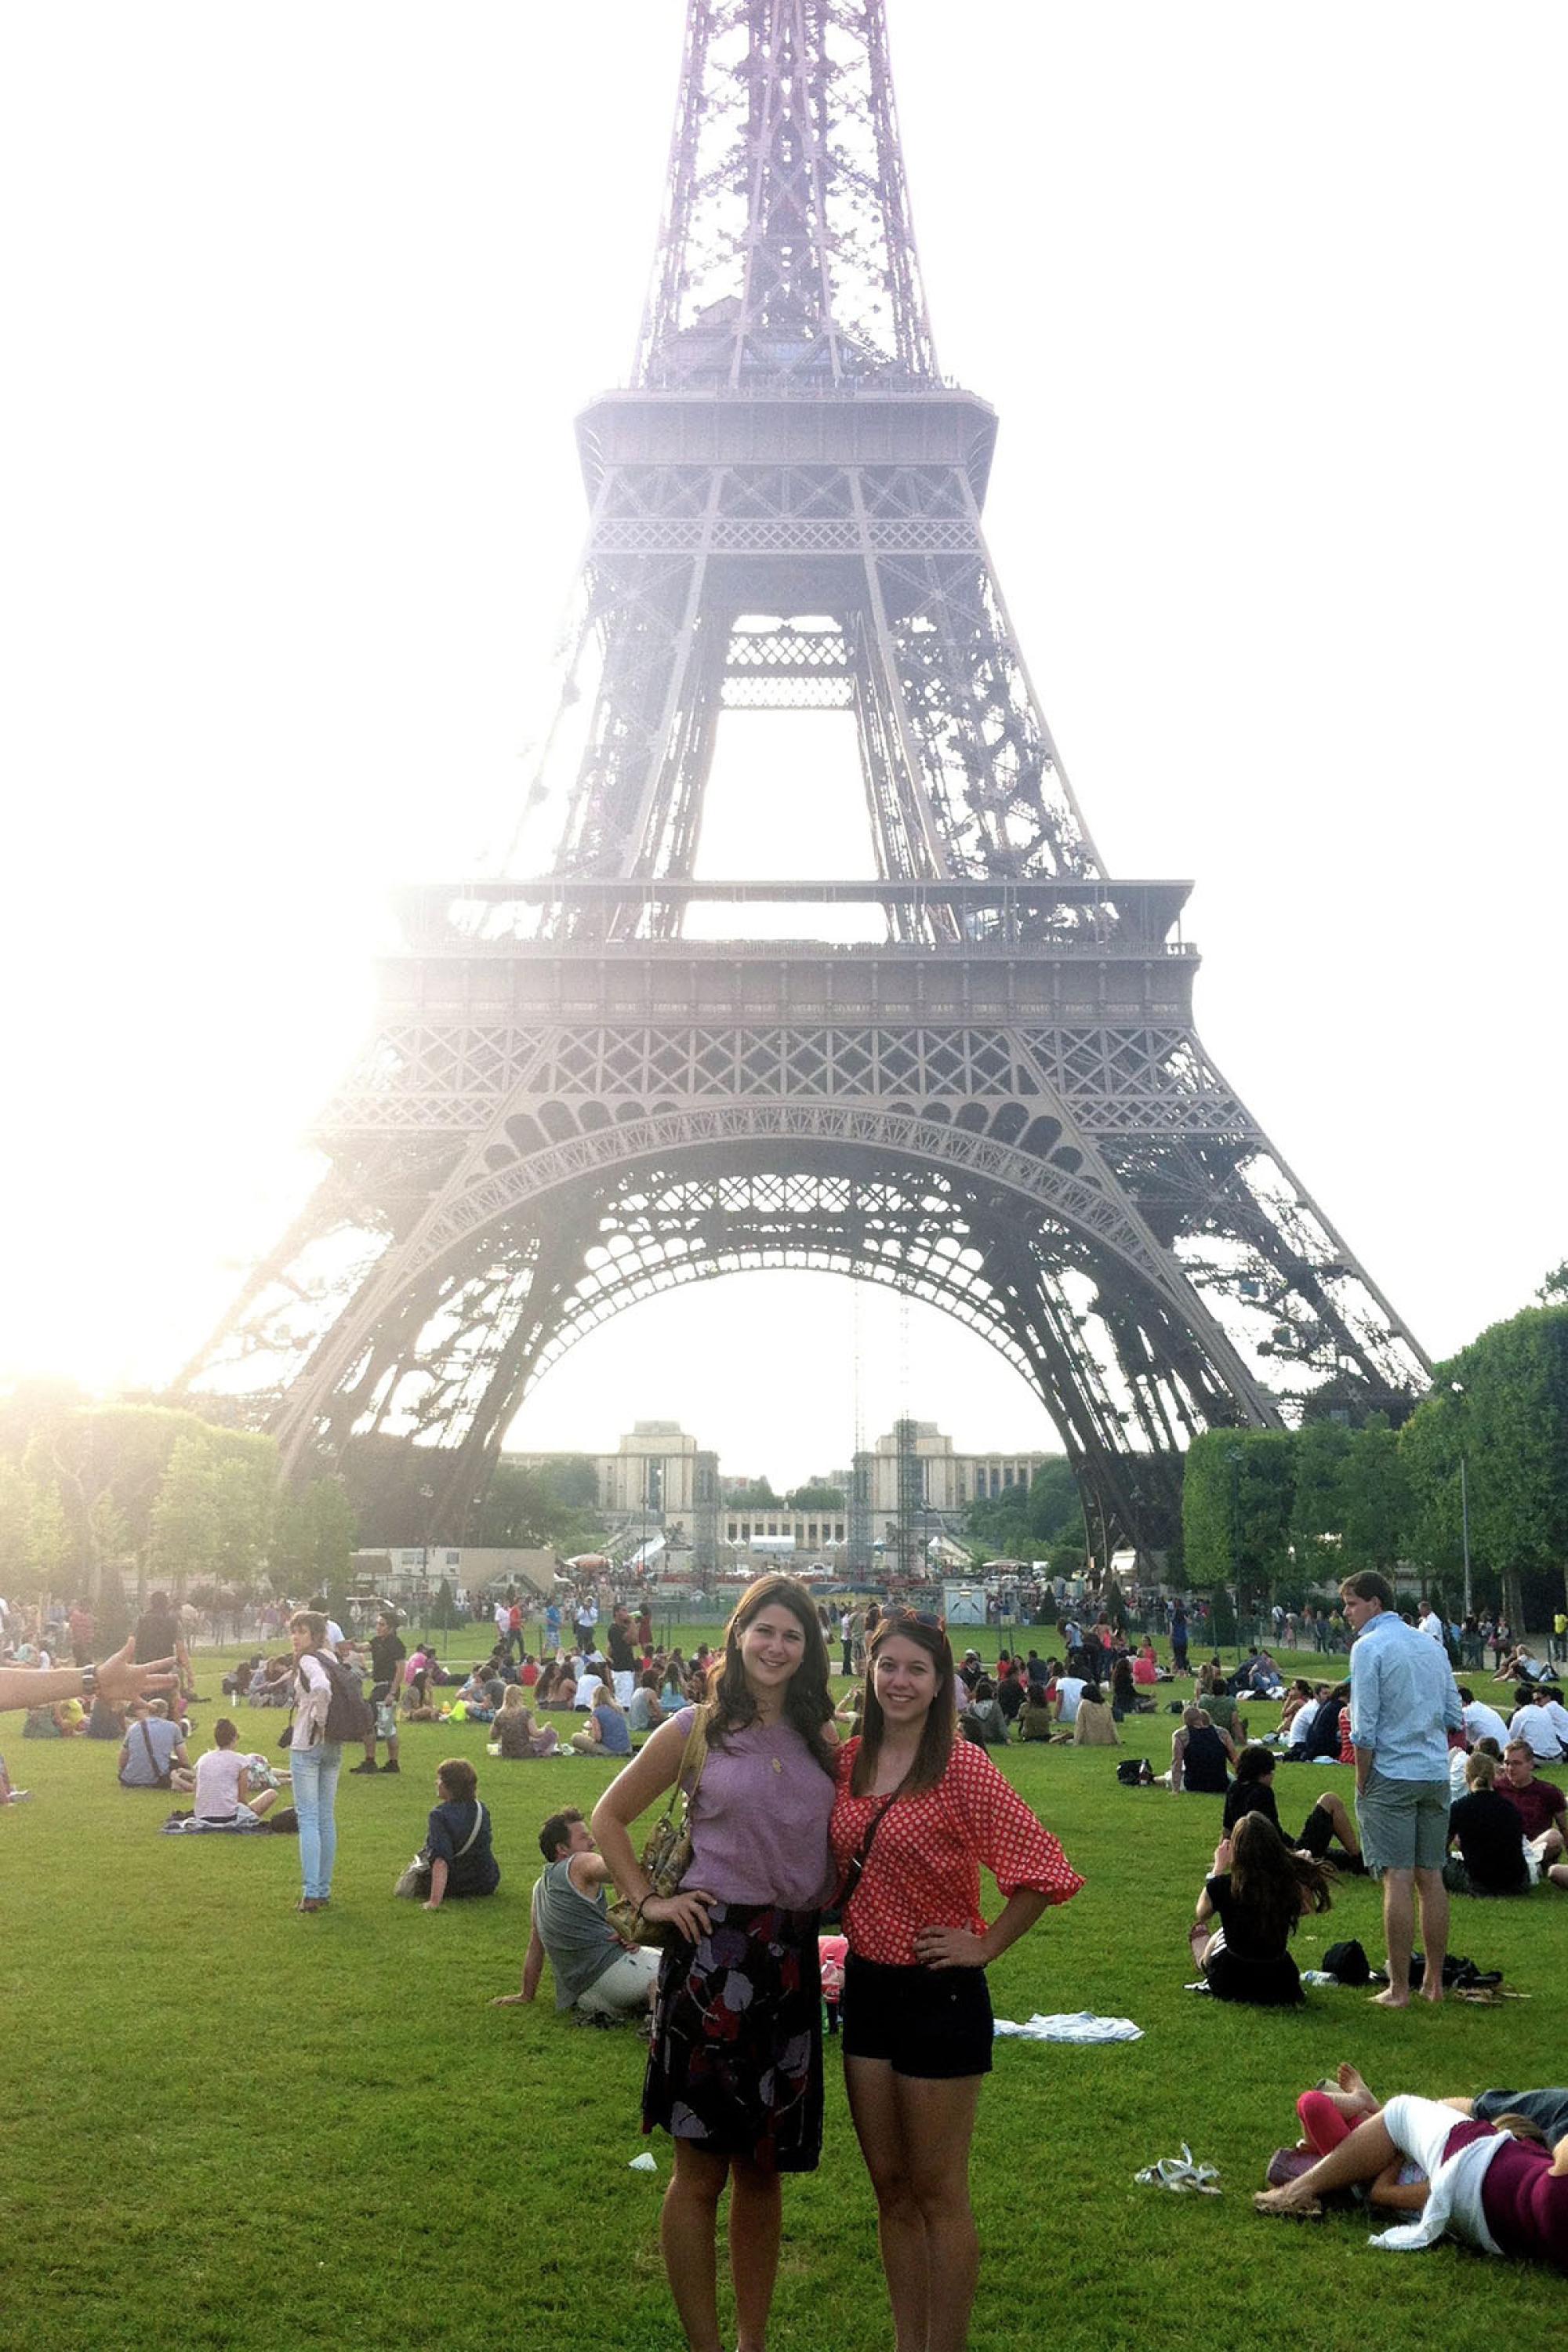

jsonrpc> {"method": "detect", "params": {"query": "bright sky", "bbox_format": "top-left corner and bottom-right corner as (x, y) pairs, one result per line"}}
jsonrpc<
(3, 3), (1564, 1490)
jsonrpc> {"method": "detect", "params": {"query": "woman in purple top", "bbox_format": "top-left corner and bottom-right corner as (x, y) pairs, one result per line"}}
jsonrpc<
(593, 1575), (837, 2352)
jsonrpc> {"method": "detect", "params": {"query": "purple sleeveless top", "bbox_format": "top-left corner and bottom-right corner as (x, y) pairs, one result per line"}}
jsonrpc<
(673, 1706), (836, 1910)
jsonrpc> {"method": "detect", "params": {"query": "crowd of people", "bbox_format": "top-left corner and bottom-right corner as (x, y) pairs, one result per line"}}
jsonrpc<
(5, 1563), (1567, 2333)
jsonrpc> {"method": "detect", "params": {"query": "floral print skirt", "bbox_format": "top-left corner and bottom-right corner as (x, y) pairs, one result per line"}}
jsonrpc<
(642, 1898), (823, 2172)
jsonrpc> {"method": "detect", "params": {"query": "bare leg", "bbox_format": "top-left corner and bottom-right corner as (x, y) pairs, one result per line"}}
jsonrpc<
(659, 2143), (727, 2352)
(1414, 1867), (1448, 2003)
(1373, 1867), (1415, 2006)
(249, 1788), (278, 1820)
(1189, 1922), (1217, 1970)
(1335, 2061), (1379, 2115)
(1255, 2114), (1403, 2215)
(895, 2073), (982, 2352)
(1318, 1790), (1360, 1857)
(728, 2157), (782, 2352)
(846, 2058), (930, 2352)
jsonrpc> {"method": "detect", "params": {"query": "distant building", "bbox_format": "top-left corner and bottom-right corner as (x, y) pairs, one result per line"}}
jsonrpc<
(858, 1424), (1051, 1518)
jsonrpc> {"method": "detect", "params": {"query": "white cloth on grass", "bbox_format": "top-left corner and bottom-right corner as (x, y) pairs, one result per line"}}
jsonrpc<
(993, 2010), (1142, 2042)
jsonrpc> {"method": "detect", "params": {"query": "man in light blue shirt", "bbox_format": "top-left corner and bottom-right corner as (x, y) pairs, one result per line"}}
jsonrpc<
(1344, 1571), (1464, 2009)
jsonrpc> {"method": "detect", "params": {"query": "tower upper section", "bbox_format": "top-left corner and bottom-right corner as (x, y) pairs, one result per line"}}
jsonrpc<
(634, 0), (939, 391)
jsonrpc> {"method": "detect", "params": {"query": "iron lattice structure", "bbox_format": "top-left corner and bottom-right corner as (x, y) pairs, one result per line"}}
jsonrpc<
(180, 1), (1430, 1559)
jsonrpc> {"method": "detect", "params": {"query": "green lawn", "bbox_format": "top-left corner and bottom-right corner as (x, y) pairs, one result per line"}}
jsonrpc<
(1, 1639), (1561, 2351)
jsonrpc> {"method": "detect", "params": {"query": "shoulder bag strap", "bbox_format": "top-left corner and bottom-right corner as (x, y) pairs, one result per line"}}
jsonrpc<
(840, 1789), (898, 1915)
(454, 1802), (487, 1860)
(668, 1706), (709, 1819)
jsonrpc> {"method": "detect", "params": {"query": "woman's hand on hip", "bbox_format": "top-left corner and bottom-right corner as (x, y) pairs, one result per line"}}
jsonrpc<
(914, 1925), (988, 1969)
(644, 1889), (715, 1943)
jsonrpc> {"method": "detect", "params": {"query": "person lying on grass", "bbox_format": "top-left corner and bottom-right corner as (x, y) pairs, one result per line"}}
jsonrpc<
(1255, 2063), (1568, 2270)
(1189, 1812), (1335, 2005)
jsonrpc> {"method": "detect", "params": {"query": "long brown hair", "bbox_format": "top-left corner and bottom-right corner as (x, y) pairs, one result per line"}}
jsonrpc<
(851, 1613), (955, 1799)
(1229, 1812), (1335, 1946)
(704, 1575), (835, 1775)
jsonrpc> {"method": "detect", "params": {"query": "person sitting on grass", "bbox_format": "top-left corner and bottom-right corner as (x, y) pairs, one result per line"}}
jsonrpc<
(118, 1699), (195, 1793)
(492, 1685), (559, 1759)
(494, 1806), (659, 2019)
(1018, 1679), (1055, 1742)
(1167, 1704), (1237, 1793)
(194, 1718), (278, 1827)
(1222, 1742), (1361, 1865)
(626, 1670), (666, 1738)
(960, 1675), (1009, 1747)
(1496, 1740), (1568, 1875)
(421, 1758), (499, 1909)
(1073, 1682), (1120, 1746)
(1196, 1662), (1247, 1744)
(570, 1682), (632, 1759)
(1189, 1811), (1334, 2005)
(1444, 1749), (1541, 1896)
(1508, 1683), (1568, 1762)
(1276, 1679), (1317, 1744)
(445, 1665), (497, 1724)
(85, 1689), (126, 1740)
(1494, 1644), (1551, 1688)
(1255, 2068), (1568, 2269)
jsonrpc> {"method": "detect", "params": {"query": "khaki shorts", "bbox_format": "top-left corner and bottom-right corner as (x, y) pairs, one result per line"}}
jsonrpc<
(1356, 1766), (1451, 1872)
(576, 1945), (659, 2017)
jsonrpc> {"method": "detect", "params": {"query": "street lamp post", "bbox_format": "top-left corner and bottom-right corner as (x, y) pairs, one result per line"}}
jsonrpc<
(1451, 1382), (1472, 1619)
(1227, 1446), (1244, 1659)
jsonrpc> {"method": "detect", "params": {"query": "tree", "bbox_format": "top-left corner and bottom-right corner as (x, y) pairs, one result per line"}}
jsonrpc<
(786, 1483), (845, 1512)
(725, 1479), (779, 1508)
(274, 1479), (357, 1595)
(1338, 1415), (1410, 1575)
(147, 1434), (222, 1591)
(1403, 1305), (1568, 1633)
(472, 1461), (601, 1555)
(212, 1442), (277, 1599)
(1183, 1430), (1294, 1606)
(1536, 1262), (1568, 1306)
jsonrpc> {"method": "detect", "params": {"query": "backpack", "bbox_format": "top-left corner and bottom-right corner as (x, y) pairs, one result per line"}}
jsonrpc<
(307, 1652), (376, 1745)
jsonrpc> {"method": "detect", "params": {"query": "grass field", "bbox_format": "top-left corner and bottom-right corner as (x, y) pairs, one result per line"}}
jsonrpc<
(2, 1635), (1562, 2352)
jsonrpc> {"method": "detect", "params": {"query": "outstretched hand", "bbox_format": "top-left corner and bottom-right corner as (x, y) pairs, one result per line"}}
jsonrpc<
(96, 1639), (179, 1704)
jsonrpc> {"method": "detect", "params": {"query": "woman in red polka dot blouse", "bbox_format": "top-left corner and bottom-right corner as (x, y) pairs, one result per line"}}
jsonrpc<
(830, 1611), (1083, 2351)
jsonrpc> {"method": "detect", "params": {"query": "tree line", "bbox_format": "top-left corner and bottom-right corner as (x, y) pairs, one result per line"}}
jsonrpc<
(0, 1384), (354, 1639)
(1184, 1298), (1568, 1634)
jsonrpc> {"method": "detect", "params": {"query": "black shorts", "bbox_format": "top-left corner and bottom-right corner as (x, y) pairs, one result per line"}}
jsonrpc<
(840, 1953), (993, 2079)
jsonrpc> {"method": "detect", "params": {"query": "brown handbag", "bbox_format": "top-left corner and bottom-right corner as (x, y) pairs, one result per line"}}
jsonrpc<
(606, 1709), (709, 1949)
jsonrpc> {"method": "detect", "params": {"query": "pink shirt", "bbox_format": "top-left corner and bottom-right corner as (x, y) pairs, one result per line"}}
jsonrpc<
(673, 1707), (836, 1911)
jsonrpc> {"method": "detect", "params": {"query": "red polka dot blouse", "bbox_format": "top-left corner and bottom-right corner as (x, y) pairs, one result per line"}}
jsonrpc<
(830, 1737), (1084, 1966)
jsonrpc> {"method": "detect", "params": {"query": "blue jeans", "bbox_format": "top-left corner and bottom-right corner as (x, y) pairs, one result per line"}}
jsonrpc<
(292, 1741), (343, 1898)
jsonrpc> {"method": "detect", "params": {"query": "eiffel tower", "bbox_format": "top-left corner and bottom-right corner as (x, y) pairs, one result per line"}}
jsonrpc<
(180, 0), (1430, 1563)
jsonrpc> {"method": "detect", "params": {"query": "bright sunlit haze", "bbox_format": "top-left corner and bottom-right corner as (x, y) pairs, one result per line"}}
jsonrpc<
(3, 2), (1563, 1486)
